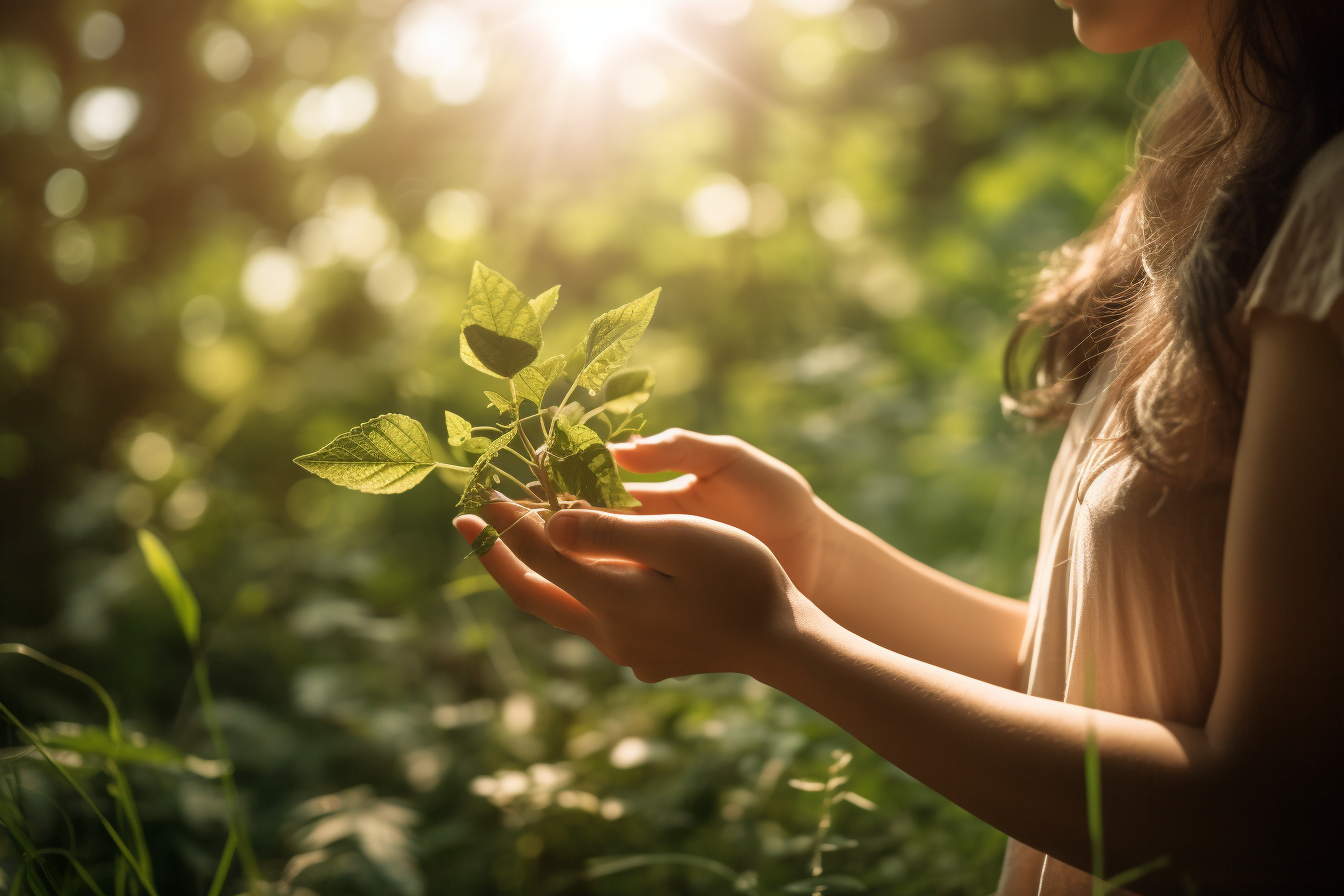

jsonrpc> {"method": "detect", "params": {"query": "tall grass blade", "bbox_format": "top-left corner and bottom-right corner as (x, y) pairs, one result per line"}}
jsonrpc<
(35, 848), (111, 896)
(205, 827), (238, 896)
(136, 530), (199, 647)
(0, 701), (158, 896)
(1, 645), (153, 883)
(135, 530), (262, 889)
(1102, 855), (1172, 893)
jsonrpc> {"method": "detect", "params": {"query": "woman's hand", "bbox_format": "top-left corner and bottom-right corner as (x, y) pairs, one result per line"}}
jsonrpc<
(607, 429), (830, 598)
(453, 504), (812, 682)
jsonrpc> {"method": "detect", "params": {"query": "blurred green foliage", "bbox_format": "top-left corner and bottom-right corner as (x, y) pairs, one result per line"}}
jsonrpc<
(0, 0), (1177, 892)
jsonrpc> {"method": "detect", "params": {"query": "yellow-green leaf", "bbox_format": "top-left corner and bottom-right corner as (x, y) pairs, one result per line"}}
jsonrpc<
(601, 366), (655, 415)
(577, 288), (660, 394)
(530, 285), (560, 327)
(515, 354), (565, 407)
(137, 529), (200, 647)
(294, 414), (436, 494)
(459, 262), (542, 378)
(445, 410), (473, 446)
(545, 418), (639, 508)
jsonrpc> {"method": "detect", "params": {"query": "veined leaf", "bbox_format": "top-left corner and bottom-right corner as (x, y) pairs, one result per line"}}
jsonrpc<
(515, 354), (565, 407)
(601, 366), (655, 415)
(470, 525), (500, 557)
(576, 288), (660, 394)
(458, 426), (517, 514)
(559, 402), (584, 426)
(459, 262), (543, 378)
(563, 339), (587, 380)
(545, 418), (639, 508)
(530, 285), (560, 327)
(445, 410), (474, 446)
(294, 414), (436, 494)
(137, 529), (200, 647)
(462, 436), (493, 453)
(485, 390), (515, 417)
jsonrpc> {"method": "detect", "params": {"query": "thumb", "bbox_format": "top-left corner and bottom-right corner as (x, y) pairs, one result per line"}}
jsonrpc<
(545, 509), (687, 570)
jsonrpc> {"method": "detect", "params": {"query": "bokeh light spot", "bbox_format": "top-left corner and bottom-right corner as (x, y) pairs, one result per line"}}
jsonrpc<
(79, 11), (125, 61)
(425, 189), (489, 241)
(52, 221), (96, 282)
(782, 33), (839, 85)
(44, 168), (87, 218)
(180, 295), (226, 347)
(394, 0), (489, 105)
(213, 109), (256, 157)
(365, 252), (419, 310)
(683, 174), (751, 237)
(202, 27), (252, 82)
(811, 183), (864, 241)
(69, 87), (140, 152)
(608, 736), (650, 769)
(164, 479), (210, 530)
(242, 247), (304, 313)
(128, 431), (174, 481)
(841, 5), (893, 52)
(775, 0), (852, 18)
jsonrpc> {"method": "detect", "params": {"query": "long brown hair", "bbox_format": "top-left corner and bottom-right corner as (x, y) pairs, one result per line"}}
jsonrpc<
(1003, 1), (1344, 481)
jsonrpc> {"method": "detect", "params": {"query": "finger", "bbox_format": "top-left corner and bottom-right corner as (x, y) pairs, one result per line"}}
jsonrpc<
(545, 510), (702, 572)
(623, 475), (696, 515)
(608, 428), (745, 478)
(478, 502), (638, 602)
(454, 515), (598, 637)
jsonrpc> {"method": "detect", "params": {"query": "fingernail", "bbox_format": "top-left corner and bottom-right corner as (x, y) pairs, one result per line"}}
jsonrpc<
(546, 512), (580, 550)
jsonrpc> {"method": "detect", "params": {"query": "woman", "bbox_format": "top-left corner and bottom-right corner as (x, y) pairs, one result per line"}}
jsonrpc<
(456, 1), (1344, 891)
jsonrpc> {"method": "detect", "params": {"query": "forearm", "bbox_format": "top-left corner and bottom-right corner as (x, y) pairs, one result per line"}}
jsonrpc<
(757, 599), (1307, 893)
(810, 498), (1028, 688)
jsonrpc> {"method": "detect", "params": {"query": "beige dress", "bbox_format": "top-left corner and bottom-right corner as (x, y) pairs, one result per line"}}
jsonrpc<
(996, 132), (1344, 896)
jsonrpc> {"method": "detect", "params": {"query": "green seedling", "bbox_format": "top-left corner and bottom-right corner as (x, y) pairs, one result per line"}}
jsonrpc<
(295, 262), (660, 556)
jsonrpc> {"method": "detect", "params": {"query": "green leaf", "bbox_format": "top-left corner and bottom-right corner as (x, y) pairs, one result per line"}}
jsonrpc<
(485, 390), (515, 417)
(137, 529), (200, 647)
(576, 287), (660, 394)
(559, 402), (584, 426)
(515, 354), (565, 407)
(294, 414), (436, 494)
(545, 418), (639, 508)
(530, 285), (560, 327)
(458, 426), (517, 513)
(563, 338), (588, 380)
(609, 413), (646, 443)
(602, 366), (655, 415)
(461, 436), (493, 453)
(459, 262), (543, 378)
(35, 724), (222, 777)
(470, 525), (500, 557)
(444, 410), (474, 446)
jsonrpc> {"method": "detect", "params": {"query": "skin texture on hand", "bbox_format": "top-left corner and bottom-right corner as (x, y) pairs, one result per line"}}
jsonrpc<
(607, 429), (827, 597)
(454, 502), (805, 683)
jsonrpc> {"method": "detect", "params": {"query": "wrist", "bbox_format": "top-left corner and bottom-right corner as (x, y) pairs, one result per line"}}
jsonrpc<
(807, 496), (853, 605)
(749, 584), (841, 686)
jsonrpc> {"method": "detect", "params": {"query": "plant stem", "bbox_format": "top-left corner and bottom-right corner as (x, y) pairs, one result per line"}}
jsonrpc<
(487, 464), (542, 502)
(192, 660), (261, 888)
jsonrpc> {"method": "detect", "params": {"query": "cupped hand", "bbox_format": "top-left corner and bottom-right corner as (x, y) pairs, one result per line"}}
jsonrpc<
(453, 503), (811, 682)
(606, 429), (828, 598)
